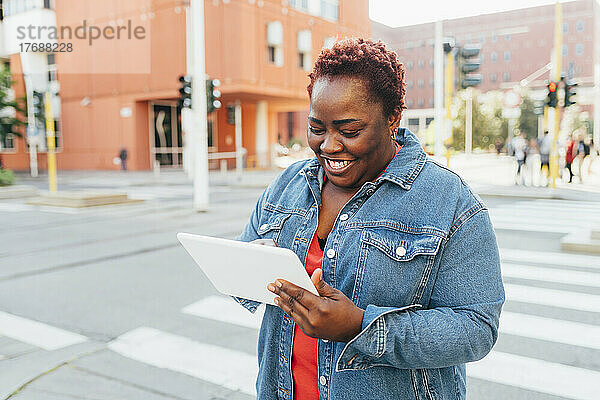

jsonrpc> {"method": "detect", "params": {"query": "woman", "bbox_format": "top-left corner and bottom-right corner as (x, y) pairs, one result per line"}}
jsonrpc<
(237, 38), (504, 400)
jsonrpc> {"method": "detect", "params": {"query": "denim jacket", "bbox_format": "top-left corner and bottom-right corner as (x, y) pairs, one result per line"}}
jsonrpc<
(236, 128), (504, 400)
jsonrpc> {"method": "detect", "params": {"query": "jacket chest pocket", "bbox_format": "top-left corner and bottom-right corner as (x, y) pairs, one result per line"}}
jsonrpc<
(352, 229), (443, 307)
(257, 213), (293, 246)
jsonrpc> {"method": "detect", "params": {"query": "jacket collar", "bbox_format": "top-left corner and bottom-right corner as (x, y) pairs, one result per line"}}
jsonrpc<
(301, 128), (427, 191)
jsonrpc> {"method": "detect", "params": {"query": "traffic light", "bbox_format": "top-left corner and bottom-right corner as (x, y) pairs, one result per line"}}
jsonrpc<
(178, 75), (192, 109)
(546, 81), (558, 108)
(206, 78), (222, 113)
(457, 44), (482, 89)
(32, 90), (45, 119)
(563, 80), (577, 108)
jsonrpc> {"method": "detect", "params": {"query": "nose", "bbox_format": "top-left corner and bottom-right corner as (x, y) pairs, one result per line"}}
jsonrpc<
(320, 132), (343, 154)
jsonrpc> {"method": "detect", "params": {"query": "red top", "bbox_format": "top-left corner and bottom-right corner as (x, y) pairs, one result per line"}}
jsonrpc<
(292, 232), (323, 400)
(291, 142), (402, 400)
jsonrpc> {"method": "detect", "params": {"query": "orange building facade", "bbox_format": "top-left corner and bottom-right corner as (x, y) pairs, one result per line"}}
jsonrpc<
(0, 0), (369, 171)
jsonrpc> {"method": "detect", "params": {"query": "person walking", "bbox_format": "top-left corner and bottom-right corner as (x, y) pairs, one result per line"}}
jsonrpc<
(565, 134), (576, 183)
(236, 38), (504, 400)
(512, 132), (528, 185)
(538, 131), (552, 186)
(119, 148), (128, 171)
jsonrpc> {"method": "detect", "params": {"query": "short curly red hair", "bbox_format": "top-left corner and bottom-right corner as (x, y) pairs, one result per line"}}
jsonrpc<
(307, 38), (406, 118)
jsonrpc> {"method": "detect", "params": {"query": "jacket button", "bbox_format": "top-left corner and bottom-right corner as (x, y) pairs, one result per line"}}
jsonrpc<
(339, 213), (349, 221)
(319, 375), (327, 385)
(326, 249), (336, 258)
(396, 246), (406, 256)
(260, 224), (268, 231)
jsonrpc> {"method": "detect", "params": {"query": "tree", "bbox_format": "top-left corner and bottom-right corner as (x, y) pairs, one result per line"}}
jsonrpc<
(517, 94), (538, 139)
(0, 64), (25, 153)
(450, 90), (507, 151)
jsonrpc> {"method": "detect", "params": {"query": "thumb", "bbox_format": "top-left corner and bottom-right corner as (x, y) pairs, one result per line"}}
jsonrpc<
(311, 268), (334, 296)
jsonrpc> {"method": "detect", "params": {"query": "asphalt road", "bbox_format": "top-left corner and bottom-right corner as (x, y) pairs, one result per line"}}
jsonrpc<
(0, 172), (599, 400)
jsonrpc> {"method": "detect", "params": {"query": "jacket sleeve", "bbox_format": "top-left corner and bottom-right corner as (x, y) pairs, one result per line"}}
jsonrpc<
(231, 185), (272, 314)
(336, 208), (505, 371)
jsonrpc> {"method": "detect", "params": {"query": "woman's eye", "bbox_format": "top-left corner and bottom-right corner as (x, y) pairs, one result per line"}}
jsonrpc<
(309, 126), (325, 134)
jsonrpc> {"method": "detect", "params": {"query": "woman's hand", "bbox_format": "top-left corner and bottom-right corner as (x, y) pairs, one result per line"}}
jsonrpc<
(268, 268), (365, 343)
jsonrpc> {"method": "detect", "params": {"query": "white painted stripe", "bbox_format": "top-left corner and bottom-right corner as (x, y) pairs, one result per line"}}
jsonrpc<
(501, 248), (600, 271)
(182, 296), (264, 330)
(505, 283), (600, 313)
(108, 327), (257, 395)
(0, 311), (87, 351)
(502, 263), (600, 287)
(491, 221), (572, 234)
(500, 311), (600, 350)
(468, 351), (600, 400)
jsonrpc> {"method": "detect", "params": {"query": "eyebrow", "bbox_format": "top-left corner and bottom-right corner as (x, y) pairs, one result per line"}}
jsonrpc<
(308, 117), (362, 125)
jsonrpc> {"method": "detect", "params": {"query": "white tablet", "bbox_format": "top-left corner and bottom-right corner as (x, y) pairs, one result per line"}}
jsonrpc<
(177, 233), (318, 305)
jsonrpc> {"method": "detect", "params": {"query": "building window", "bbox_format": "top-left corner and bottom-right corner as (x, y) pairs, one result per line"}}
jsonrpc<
(406, 61), (414, 70)
(490, 52), (498, 62)
(562, 22), (569, 34)
(504, 51), (511, 62)
(407, 80), (414, 88)
(429, 58), (434, 68)
(504, 34), (511, 41)
(417, 60), (424, 69)
(406, 42), (413, 50)
(297, 30), (311, 71)
(576, 43), (584, 56)
(562, 44), (568, 56)
(417, 79), (424, 88)
(320, 0), (339, 21)
(417, 98), (424, 107)
(289, 0), (308, 10)
(406, 99), (414, 108)
(503, 72), (510, 82)
(1, 134), (16, 152)
(491, 33), (497, 42)
(479, 35), (486, 44)
(490, 73), (497, 82)
(480, 53), (485, 63)
(266, 21), (283, 66)
(429, 78), (434, 88)
(428, 98), (434, 107)
(576, 20), (584, 32)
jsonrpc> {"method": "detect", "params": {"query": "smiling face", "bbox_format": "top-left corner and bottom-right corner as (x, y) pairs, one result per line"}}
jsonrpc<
(308, 76), (400, 190)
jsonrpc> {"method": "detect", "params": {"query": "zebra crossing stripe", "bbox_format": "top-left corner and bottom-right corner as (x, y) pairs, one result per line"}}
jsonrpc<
(504, 283), (600, 313)
(502, 263), (600, 287)
(108, 327), (257, 396)
(500, 248), (600, 271)
(468, 351), (600, 400)
(182, 295), (264, 330)
(500, 311), (600, 350)
(0, 311), (87, 351)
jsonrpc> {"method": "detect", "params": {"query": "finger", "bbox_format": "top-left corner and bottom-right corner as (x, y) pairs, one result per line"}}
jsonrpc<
(310, 268), (335, 296)
(275, 279), (321, 309)
(274, 295), (309, 324)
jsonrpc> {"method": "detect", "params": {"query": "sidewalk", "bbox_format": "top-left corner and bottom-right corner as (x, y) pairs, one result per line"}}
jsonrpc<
(8, 153), (600, 201)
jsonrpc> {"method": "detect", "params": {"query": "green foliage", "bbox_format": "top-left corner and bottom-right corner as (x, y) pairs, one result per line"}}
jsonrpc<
(0, 168), (15, 186)
(0, 64), (26, 145)
(450, 90), (508, 151)
(517, 94), (539, 139)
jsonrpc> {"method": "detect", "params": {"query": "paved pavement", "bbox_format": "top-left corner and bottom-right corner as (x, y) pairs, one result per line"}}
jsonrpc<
(1, 156), (599, 399)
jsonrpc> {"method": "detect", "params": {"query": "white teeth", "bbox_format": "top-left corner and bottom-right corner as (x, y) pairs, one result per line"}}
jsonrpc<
(327, 160), (352, 169)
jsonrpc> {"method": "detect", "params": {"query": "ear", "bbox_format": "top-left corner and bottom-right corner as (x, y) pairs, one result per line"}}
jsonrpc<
(388, 108), (402, 136)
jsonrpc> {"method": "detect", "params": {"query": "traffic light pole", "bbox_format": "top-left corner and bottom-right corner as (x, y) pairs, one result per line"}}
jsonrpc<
(44, 92), (57, 192)
(190, 0), (209, 211)
(550, 2), (562, 188)
(434, 20), (445, 157)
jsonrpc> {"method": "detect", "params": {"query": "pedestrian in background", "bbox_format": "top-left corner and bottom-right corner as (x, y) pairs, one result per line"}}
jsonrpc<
(575, 130), (589, 183)
(512, 132), (528, 185)
(538, 131), (552, 186)
(119, 148), (128, 171)
(565, 134), (576, 183)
